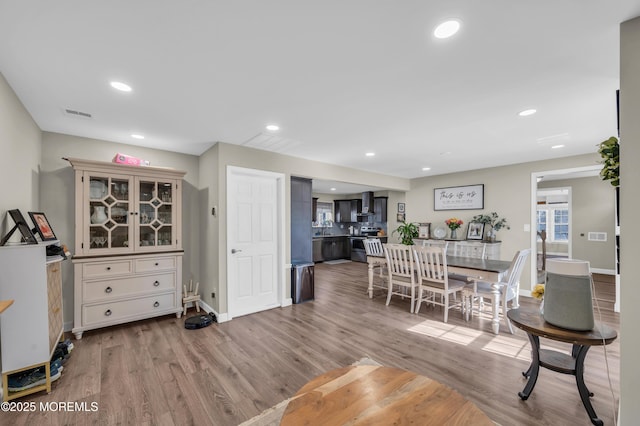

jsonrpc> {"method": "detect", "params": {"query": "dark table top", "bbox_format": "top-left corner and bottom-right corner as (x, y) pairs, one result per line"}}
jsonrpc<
(507, 308), (617, 346)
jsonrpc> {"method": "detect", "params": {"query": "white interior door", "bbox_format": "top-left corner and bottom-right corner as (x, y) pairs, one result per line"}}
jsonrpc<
(227, 166), (283, 318)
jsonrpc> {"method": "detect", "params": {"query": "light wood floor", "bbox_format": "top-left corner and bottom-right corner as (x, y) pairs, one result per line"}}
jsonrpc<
(3, 262), (619, 426)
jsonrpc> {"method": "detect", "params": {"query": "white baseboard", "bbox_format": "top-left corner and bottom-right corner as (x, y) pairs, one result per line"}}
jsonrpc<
(282, 298), (292, 307)
(197, 299), (228, 322)
(591, 268), (616, 275)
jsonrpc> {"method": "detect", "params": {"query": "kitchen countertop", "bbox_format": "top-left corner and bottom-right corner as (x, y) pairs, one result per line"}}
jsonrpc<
(312, 234), (350, 239)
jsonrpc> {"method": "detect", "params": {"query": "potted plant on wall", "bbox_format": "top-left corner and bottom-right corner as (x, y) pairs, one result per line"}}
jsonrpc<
(472, 212), (510, 242)
(393, 221), (419, 245)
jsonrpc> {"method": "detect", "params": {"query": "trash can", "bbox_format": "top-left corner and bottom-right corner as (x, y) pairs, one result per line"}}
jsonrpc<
(291, 261), (314, 304)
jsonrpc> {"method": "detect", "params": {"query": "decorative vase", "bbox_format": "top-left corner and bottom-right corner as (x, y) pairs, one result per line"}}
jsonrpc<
(486, 228), (497, 242)
(450, 228), (458, 239)
(91, 206), (108, 224)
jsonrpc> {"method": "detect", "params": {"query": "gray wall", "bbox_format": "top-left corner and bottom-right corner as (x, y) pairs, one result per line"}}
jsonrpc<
(538, 176), (616, 271)
(0, 73), (42, 235)
(620, 15), (640, 425)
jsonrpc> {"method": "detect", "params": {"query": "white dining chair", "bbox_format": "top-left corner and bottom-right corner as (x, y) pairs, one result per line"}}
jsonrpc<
(413, 246), (466, 323)
(422, 239), (450, 255)
(453, 241), (486, 259)
(383, 243), (419, 313)
(462, 248), (531, 334)
(364, 238), (387, 295)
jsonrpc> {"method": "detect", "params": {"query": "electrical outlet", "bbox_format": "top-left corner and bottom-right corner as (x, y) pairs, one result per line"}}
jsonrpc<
(211, 292), (215, 298)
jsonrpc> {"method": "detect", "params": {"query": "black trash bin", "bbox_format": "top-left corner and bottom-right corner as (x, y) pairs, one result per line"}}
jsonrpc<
(291, 261), (314, 303)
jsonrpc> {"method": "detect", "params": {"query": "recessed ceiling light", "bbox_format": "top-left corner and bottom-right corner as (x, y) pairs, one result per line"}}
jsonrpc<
(551, 144), (565, 149)
(110, 81), (132, 92)
(265, 124), (280, 131)
(365, 152), (375, 157)
(330, 187), (337, 191)
(422, 167), (431, 171)
(434, 20), (461, 39)
(519, 109), (537, 117)
(131, 134), (145, 139)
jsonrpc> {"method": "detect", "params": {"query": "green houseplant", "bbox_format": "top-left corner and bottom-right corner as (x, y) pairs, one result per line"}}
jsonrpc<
(393, 221), (419, 245)
(598, 136), (619, 187)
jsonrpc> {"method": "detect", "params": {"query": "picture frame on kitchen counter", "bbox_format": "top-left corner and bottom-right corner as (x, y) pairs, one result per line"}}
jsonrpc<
(434, 184), (484, 211)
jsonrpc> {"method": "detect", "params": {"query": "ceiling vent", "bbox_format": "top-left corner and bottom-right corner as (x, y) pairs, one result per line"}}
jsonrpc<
(242, 133), (300, 153)
(63, 108), (92, 119)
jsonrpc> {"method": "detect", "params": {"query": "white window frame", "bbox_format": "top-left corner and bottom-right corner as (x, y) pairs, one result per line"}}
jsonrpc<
(537, 203), (569, 243)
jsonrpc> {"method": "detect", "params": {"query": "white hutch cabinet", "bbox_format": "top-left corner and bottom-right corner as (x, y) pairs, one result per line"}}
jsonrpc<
(67, 158), (186, 339)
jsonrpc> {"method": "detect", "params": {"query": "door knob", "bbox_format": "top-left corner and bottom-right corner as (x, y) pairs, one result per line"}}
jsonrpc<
(231, 249), (242, 254)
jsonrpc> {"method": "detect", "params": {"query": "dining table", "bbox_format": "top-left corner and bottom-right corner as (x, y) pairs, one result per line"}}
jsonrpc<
(446, 255), (513, 334)
(366, 253), (513, 334)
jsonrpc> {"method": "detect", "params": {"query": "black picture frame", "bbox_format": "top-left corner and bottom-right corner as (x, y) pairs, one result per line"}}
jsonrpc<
(397, 202), (405, 213)
(28, 211), (57, 241)
(0, 209), (38, 246)
(466, 222), (485, 240)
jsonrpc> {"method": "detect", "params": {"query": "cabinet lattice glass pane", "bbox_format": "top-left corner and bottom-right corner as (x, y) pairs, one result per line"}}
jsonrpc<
(139, 180), (173, 247)
(89, 177), (131, 250)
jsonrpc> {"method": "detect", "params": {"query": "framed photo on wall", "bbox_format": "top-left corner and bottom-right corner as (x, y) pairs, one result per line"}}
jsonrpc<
(466, 222), (484, 240)
(397, 203), (405, 213)
(397, 213), (406, 222)
(28, 211), (57, 241)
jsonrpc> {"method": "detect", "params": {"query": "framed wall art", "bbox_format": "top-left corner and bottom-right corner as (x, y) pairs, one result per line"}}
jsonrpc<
(397, 203), (405, 213)
(434, 184), (484, 211)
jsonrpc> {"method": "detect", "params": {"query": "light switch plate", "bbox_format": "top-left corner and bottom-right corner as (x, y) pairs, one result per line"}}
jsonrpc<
(523, 224), (530, 232)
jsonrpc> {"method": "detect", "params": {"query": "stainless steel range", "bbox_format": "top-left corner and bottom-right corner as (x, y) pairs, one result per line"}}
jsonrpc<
(349, 226), (387, 262)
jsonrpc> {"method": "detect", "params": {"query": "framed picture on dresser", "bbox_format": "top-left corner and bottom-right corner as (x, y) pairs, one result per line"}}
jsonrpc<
(466, 222), (484, 240)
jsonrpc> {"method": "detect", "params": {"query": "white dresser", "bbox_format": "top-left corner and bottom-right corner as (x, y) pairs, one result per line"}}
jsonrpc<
(415, 239), (501, 260)
(67, 158), (186, 339)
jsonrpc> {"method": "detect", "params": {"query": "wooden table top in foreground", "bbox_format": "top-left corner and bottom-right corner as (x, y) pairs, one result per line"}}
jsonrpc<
(281, 365), (494, 426)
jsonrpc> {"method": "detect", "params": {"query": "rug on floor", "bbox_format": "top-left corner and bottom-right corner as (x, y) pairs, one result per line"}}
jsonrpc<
(238, 356), (381, 426)
(323, 259), (352, 265)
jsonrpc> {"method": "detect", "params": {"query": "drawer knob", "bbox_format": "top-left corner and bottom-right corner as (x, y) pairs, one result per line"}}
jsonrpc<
(106, 266), (111, 271)
(105, 309), (112, 316)
(105, 286), (113, 293)
(153, 280), (160, 287)
(155, 262), (159, 266)
(153, 301), (160, 308)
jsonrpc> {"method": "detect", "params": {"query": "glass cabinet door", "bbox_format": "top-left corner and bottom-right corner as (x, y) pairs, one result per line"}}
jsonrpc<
(137, 179), (176, 249)
(87, 173), (134, 253)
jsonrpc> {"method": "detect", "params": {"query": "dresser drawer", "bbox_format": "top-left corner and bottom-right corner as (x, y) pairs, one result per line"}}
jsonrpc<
(135, 256), (176, 272)
(83, 272), (176, 302)
(83, 260), (133, 278)
(83, 293), (176, 326)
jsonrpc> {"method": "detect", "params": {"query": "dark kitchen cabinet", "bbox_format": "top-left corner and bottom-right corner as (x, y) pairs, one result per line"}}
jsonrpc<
(320, 236), (350, 260)
(350, 199), (362, 222)
(373, 197), (388, 222)
(334, 200), (351, 223)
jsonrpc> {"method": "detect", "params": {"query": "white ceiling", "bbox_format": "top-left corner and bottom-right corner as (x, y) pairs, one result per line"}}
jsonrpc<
(1, 2), (638, 184)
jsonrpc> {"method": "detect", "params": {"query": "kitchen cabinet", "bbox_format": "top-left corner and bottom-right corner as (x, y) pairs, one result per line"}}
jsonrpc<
(0, 243), (64, 401)
(373, 197), (388, 222)
(313, 238), (323, 262)
(67, 158), (186, 339)
(319, 236), (350, 261)
(350, 199), (362, 222)
(312, 197), (318, 222)
(334, 200), (351, 223)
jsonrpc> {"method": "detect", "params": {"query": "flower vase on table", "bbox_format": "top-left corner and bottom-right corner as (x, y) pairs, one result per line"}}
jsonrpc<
(450, 229), (458, 240)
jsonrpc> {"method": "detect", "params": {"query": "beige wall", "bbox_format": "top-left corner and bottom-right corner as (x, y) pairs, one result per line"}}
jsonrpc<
(406, 153), (603, 292)
(538, 176), (616, 271)
(620, 15), (640, 425)
(0, 73), (42, 237)
(39, 132), (200, 328)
